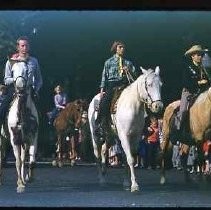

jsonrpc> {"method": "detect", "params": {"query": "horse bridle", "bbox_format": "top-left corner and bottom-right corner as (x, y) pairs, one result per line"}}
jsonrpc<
(14, 76), (27, 95)
(144, 74), (162, 109)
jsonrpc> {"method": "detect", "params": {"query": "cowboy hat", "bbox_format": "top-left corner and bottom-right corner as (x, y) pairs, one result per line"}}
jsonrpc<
(184, 45), (206, 56)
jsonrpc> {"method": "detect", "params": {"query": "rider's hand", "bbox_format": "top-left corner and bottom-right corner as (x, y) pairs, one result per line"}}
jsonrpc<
(122, 66), (128, 73)
(198, 79), (208, 85)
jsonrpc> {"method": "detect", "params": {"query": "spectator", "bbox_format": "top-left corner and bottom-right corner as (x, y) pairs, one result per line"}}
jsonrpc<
(146, 116), (160, 169)
(172, 141), (182, 170)
(202, 139), (211, 174)
(134, 134), (147, 168)
(187, 145), (197, 174)
(108, 138), (122, 166)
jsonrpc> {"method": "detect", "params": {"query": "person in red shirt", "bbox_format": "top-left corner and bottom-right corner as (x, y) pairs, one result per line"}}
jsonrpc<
(202, 139), (211, 174)
(146, 116), (160, 169)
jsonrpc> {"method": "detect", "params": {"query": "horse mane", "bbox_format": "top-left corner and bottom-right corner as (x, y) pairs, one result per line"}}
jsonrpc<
(194, 88), (211, 105)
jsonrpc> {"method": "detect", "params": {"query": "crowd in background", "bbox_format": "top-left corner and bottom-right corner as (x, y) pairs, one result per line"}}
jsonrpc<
(45, 84), (211, 175)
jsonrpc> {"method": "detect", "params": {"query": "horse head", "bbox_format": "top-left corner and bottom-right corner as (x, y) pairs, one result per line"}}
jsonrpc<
(73, 99), (88, 128)
(12, 61), (30, 95)
(139, 66), (163, 114)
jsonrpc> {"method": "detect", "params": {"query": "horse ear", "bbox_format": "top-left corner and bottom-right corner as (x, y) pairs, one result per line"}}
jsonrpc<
(140, 66), (147, 74)
(155, 66), (160, 75)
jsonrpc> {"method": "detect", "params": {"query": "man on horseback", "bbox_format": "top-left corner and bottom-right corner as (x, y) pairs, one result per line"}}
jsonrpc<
(176, 45), (210, 134)
(95, 40), (139, 137)
(0, 36), (43, 126)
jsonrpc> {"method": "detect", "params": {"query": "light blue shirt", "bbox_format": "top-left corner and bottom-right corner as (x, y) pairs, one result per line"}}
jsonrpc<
(4, 56), (43, 93)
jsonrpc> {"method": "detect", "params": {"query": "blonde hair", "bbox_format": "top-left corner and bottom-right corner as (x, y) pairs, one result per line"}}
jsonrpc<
(54, 85), (63, 93)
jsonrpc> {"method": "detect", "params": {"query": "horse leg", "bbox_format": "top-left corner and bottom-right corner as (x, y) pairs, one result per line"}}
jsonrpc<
(12, 144), (25, 193)
(160, 139), (171, 185)
(69, 136), (76, 166)
(100, 142), (107, 177)
(93, 141), (107, 185)
(20, 144), (26, 185)
(57, 135), (64, 168)
(0, 135), (2, 186)
(121, 152), (131, 191)
(180, 145), (190, 183)
(70, 135), (77, 159)
(120, 136), (139, 192)
(26, 140), (37, 182)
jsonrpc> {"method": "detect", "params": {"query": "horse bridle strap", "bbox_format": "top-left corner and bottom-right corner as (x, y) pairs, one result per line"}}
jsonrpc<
(144, 75), (162, 107)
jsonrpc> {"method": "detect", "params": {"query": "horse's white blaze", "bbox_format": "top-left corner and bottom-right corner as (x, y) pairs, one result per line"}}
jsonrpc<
(88, 67), (163, 192)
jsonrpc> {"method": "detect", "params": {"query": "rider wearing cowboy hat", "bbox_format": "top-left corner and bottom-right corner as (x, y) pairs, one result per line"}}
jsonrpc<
(176, 44), (210, 132)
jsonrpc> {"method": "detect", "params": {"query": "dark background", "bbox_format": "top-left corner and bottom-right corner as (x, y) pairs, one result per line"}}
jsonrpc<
(0, 10), (211, 157)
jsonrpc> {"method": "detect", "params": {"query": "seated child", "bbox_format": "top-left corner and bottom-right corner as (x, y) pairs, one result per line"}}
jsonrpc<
(47, 85), (68, 125)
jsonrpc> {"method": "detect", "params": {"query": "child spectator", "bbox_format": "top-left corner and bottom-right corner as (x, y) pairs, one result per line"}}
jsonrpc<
(134, 134), (147, 168)
(203, 139), (211, 174)
(108, 138), (122, 166)
(47, 85), (68, 125)
(146, 116), (160, 169)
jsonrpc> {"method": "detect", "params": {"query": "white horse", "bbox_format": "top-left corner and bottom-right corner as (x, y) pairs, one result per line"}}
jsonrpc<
(88, 66), (163, 192)
(6, 64), (39, 193)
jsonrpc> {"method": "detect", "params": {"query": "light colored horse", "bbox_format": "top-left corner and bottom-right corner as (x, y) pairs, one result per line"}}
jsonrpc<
(160, 87), (211, 185)
(6, 65), (39, 193)
(88, 66), (163, 192)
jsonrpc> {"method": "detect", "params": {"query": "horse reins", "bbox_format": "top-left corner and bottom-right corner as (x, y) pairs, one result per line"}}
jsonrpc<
(144, 74), (162, 108)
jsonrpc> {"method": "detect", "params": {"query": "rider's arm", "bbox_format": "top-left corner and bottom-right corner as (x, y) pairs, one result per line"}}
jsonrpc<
(99, 62), (107, 99)
(54, 95), (65, 109)
(33, 58), (43, 93)
(4, 60), (14, 85)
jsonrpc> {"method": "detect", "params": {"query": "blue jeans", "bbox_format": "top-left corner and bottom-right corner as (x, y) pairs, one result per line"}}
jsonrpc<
(48, 108), (61, 124)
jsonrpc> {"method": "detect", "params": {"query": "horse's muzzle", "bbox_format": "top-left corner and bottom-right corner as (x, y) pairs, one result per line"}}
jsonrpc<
(150, 101), (163, 113)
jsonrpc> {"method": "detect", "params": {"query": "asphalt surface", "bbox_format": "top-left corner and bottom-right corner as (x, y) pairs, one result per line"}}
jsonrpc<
(0, 162), (211, 207)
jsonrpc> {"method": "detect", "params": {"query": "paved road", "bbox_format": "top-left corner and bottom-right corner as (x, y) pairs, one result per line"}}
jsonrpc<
(0, 163), (211, 207)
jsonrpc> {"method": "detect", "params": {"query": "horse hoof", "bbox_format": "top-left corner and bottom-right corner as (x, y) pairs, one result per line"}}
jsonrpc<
(131, 185), (139, 192)
(160, 177), (166, 185)
(25, 175), (34, 183)
(52, 160), (57, 167)
(123, 186), (131, 191)
(17, 186), (25, 193)
(58, 161), (63, 168)
(70, 159), (75, 167)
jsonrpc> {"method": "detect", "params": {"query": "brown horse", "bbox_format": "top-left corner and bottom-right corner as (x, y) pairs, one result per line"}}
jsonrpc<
(52, 99), (88, 167)
(160, 88), (211, 184)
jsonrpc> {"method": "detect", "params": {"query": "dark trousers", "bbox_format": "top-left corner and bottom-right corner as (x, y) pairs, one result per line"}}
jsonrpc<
(175, 88), (192, 130)
(146, 141), (159, 169)
(48, 108), (61, 124)
(96, 81), (127, 126)
(0, 86), (14, 123)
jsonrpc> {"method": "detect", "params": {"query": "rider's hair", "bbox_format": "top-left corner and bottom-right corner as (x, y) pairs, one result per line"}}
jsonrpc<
(16, 36), (29, 45)
(110, 41), (125, 53)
